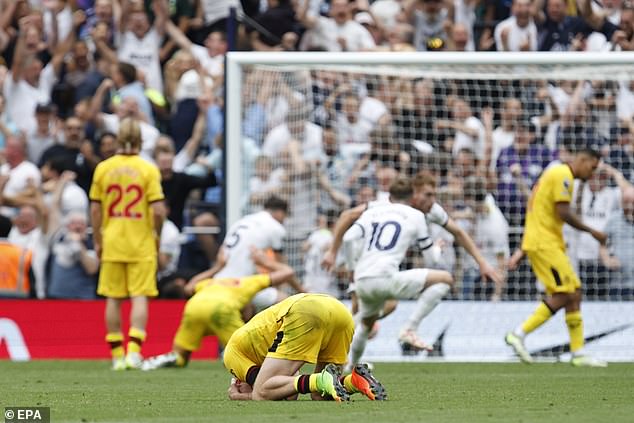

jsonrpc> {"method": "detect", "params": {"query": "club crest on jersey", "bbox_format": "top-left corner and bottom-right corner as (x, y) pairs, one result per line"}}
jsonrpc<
(563, 178), (571, 193)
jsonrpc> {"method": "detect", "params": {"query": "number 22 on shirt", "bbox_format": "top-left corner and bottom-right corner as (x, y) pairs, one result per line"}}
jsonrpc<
(106, 183), (144, 219)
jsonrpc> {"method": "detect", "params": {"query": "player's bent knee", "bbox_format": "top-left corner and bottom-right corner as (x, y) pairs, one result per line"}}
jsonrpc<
(427, 270), (454, 286)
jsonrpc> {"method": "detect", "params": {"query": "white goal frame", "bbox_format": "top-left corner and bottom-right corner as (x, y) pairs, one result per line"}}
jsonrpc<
(225, 51), (634, 229)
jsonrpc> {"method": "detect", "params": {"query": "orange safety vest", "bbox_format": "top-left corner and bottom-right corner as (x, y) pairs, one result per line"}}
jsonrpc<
(0, 241), (32, 298)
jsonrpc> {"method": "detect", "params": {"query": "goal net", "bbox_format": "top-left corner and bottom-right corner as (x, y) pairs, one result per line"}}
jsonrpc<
(225, 52), (634, 305)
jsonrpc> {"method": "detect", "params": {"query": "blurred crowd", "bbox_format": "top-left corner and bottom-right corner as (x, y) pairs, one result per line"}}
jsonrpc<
(1, 0), (634, 301)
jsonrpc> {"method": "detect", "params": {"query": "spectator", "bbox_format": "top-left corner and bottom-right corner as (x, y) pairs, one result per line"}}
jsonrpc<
(0, 92), (19, 151)
(565, 167), (621, 298)
(111, 61), (154, 126)
(494, 0), (538, 51)
(496, 122), (555, 245)
(298, 0), (377, 51)
(600, 186), (634, 299)
(402, 0), (451, 52)
(302, 210), (339, 297)
(485, 98), (524, 171)
(90, 78), (159, 160)
(436, 98), (486, 161)
(8, 204), (49, 298)
(155, 140), (217, 230)
(247, 0), (300, 51)
(47, 211), (99, 299)
(3, 12), (76, 134)
(97, 131), (118, 160)
(39, 116), (94, 192)
(0, 135), (41, 218)
(608, 124), (634, 183)
(249, 155), (286, 208)
(27, 103), (59, 166)
(446, 22), (473, 51)
(40, 158), (89, 217)
(164, 19), (226, 81)
(534, 0), (619, 51)
(581, 0), (634, 50)
(97, 0), (167, 94)
(0, 212), (34, 298)
(461, 177), (509, 301)
(157, 216), (181, 282)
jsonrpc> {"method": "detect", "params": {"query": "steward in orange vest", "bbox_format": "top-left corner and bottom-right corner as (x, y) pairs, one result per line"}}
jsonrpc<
(0, 241), (33, 298)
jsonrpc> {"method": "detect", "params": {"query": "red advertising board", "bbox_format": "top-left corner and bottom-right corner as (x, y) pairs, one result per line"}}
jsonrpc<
(0, 300), (218, 360)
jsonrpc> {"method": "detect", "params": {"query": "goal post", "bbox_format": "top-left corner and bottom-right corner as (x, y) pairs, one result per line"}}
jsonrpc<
(224, 51), (634, 361)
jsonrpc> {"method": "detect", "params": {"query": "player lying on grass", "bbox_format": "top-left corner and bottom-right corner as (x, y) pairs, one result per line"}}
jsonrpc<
(224, 293), (386, 401)
(142, 247), (297, 370)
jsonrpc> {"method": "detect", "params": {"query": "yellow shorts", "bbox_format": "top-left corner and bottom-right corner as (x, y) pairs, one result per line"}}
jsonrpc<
(526, 248), (581, 295)
(224, 295), (353, 382)
(173, 297), (244, 351)
(97, 260), (158, 298)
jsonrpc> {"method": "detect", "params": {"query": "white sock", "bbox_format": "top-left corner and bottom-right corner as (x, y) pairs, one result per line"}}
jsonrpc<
(513, 327), (526, 338)
(349, 321), (371, 367)
(403, 283), (450, 332)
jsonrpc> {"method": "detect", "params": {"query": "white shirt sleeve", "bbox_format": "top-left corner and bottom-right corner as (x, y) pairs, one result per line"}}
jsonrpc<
(427, 203), (450, 227)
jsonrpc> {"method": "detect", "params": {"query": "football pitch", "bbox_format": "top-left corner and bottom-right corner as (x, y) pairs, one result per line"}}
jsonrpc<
(1, 361), (632, 423)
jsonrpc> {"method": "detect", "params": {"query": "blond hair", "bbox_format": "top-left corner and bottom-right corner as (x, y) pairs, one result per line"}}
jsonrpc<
(117, 117), (142, 154)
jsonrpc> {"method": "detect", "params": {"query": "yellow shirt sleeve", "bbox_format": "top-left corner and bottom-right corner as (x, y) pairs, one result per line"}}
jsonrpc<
(551, 166), (573, 204)
(146, 164), (165, 203)
(89, 164), (103, 202)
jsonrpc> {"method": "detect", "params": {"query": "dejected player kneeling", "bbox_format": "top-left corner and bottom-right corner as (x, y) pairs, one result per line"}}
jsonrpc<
(224, 293), (387, 401)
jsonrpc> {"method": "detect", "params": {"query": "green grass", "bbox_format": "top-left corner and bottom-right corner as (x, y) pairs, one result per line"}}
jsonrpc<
(0, 361), (632, 423)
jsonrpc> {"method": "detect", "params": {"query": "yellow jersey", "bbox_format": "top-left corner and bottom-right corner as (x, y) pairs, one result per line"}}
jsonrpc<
(89, 154), (164, 262)
(192, 274), (271, 309)
(522, 163), (574, 251)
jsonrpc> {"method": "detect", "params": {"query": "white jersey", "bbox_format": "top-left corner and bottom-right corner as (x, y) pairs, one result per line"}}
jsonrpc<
(352, 202), (432, 280)
(425, 202), (449, 227)
(215, 211), (286, 278)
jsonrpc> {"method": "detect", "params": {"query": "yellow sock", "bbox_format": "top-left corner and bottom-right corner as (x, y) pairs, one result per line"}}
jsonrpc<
(105, 332), (124, 359)
(565, 311), (584, 353)
(127, 327), (146, 354)
(521, 302), (553, 334)
(343, 374), (357, 394)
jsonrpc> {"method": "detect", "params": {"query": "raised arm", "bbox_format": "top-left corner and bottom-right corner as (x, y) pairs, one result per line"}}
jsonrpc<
(165, 20), (194, 52)
(50, 10), (86, 77)
(152, 0), (168, 37)
(89, 78), (115, 127)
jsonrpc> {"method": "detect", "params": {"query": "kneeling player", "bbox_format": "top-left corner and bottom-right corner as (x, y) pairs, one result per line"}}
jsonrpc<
(224, 293), (387, 401)
(142, 248), (296, 370)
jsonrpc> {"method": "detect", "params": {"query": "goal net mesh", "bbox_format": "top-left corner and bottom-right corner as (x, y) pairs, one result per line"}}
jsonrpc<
(235, 59), (634, 303)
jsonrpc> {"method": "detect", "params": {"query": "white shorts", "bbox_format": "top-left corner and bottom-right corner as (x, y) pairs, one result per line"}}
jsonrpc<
(355, 269), (429, 318)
